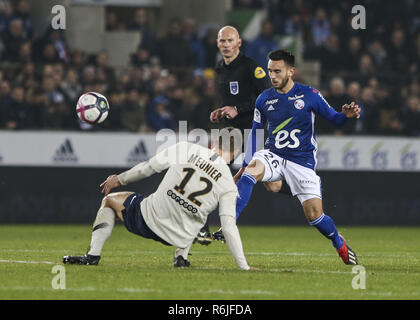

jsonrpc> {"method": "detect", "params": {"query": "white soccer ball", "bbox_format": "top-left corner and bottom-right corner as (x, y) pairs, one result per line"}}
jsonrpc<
(76, 92), (109, 124)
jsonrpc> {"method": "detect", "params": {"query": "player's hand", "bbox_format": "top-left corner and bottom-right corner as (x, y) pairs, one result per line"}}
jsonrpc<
(233, 167), (246, 184)
(220, 106), (238, 119)
(100, 175), (121, 196)
(342, 101), (361, 119)
(210, 108), (223, 123)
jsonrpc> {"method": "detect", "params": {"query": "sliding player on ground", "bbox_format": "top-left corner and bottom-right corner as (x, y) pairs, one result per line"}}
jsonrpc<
(63, 128), (253, 270)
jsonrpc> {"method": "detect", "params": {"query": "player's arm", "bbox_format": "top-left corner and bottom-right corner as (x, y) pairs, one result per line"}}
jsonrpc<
(219, 191), (251, 270)
(313, 90), (361, 125)
(100, 142), (187, 195)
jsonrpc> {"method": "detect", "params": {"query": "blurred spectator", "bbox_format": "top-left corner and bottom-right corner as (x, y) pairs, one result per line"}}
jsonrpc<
(105, 11), (124, 31)
(329, 9), (347, 41)
(0, 0), (13, 34)
(157, 18), (193, 69)
(310, 8), (330, 47)
(409, 33), (420, 74)
(18, 40), (32, 63)
(245, 20), (279, 69)
(37, 76), (68, 129)
(146, 95), (177, 131)
(33, 28), (68, 63)
(60, 68), (82, 105)
(343, 36), (362, 71)
(103, 90), (124, 130)
(358, 54), (376, 84)
(168, 86), (188, 121)
(387, 29), (411, 74)
(131, 46), (151, 67)
(401, 96), (420, 136)
(183, 18), (205, 69)
(121, 88), (149, 132)
(4, 86), (28, 129)
(2, 18), (27, 61)
(359, 86), (380, 134)
(284, 13), (304, 36)
(191, 78), (218, 130)
(129, 8), (157, 55)
(202, 27), (219, 68)
(95, 50), (116, 88)
(69, 49), (86, 73)
(0, 80), (11, 127)
(368, 39), (388, 70)
(13, 0), (32, 38)
(319, 33), (343, 74)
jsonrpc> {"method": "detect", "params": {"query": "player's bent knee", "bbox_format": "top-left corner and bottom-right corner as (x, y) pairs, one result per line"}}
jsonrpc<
(244, 160), (265, 181)
(101, 192), (133, 210)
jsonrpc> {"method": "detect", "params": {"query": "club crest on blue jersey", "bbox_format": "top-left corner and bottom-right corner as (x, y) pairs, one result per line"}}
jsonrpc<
(294, 99), (305, 110)
(229, 81), (239, 95)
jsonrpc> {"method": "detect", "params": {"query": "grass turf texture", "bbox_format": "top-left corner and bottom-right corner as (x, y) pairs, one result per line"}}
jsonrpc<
(0, 225), (419, 300)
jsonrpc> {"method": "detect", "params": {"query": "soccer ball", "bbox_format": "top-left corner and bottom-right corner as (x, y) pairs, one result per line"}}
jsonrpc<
(76, 92), (109, 124)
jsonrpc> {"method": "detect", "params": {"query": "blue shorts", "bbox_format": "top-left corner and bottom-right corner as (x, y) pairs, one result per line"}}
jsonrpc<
(122, 193), (171, 246)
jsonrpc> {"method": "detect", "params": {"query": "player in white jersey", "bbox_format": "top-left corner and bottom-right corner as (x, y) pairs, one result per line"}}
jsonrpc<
(63, 128), (253, 270)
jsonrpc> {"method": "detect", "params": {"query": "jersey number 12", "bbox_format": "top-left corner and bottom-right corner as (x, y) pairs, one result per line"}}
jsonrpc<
(174, 168), (213, 207)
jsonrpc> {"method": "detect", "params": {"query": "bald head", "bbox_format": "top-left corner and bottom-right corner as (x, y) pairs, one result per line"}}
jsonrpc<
(217, 26), (242, 64)
(218, 26), (239, 39)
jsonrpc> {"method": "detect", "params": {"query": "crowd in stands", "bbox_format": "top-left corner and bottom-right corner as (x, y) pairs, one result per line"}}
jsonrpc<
(0, 0), (419, 136)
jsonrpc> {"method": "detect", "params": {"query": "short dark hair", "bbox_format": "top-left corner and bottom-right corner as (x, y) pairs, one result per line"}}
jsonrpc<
(268, 49), (295, 67)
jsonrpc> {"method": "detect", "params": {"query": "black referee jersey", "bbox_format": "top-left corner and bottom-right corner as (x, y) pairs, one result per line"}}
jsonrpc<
(215, 51), (271, 130)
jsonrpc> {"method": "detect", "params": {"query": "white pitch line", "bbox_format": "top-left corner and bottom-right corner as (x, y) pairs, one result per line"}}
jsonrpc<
(0, 259), (55, 265)
(2, 249), (419, 259)
(1, 285), (419, 298)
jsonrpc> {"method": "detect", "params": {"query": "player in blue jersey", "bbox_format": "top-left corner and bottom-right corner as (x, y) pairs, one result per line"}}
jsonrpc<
(233, 49), (361, 265)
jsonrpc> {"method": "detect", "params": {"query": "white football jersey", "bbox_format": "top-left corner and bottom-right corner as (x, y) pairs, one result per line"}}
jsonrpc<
(119, 141), (238, 248)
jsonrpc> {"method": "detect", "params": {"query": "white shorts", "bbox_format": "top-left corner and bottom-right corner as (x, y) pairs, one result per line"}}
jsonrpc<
(252, 149), (322, 204)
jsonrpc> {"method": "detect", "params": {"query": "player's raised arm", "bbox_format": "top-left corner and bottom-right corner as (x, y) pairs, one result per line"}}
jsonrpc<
(312, 89), (360, 126)
(118, 141), (188, 185)
(219, 191), (254, 270)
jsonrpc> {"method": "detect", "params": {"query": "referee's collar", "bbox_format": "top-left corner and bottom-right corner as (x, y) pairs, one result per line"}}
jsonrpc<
(223, 51), (244, 68)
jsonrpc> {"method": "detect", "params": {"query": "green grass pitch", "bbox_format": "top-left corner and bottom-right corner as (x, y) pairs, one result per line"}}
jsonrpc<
(0, 224), (419, 300)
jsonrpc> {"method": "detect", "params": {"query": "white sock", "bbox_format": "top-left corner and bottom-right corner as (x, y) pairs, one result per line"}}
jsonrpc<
(174, 243), (192, 260)
(88, 207), (115, 256)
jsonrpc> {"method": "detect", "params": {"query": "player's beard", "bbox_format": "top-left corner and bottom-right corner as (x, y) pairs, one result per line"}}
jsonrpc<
(276, 76), (290, 91)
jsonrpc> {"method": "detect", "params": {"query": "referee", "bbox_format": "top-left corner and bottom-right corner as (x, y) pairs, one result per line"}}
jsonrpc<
(196, 26), (272, 245)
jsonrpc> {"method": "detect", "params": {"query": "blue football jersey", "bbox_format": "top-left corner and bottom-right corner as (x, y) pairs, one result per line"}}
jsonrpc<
(244, 82), (347, 170)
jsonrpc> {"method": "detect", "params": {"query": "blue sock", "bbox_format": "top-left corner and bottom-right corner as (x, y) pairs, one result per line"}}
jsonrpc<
(309, 213), (343, 249)
(235, 172), (257, 219)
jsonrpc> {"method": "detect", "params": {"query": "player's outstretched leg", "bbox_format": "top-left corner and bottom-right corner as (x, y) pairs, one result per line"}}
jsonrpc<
(303, 198), (358, 265)
(235, 160), (265, 219)
(63, 192), (132, 265)
(173, 245), (192, 268)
